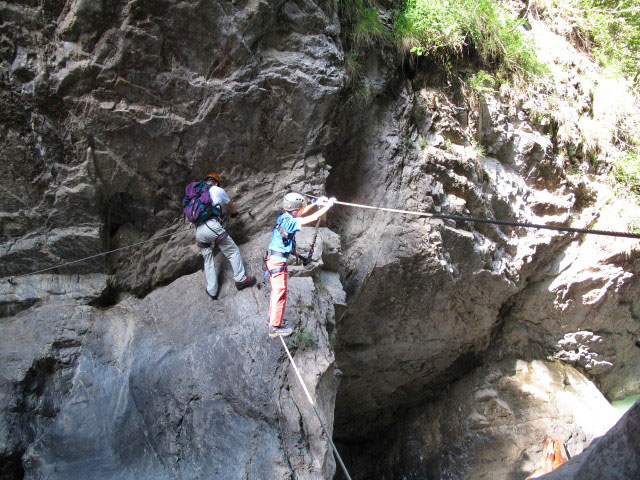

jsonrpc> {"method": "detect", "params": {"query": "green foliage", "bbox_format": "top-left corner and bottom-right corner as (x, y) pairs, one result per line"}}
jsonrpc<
(536, 0), (640, 86)
(337, 1), (388, 48)
(614, 150), (640, 195)
(404, 136), (416, 150)
(578, 0), (640, 85)
(565, 162), (583, 176)
(473, 143), (485, 158)
(393, 0), (546, 78)
(468, 70), (497, 93)
(444, 138), (453, 151)
(353, 7), (388, 47)
(353, 83), (374, 105)
(627, 216), (640, 234)
(286, 329), (318, 349)
(345, 50), (364, 84)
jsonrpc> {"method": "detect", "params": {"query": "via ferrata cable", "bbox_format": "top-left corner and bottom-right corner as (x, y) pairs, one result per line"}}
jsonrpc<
(306, 195), (640, 240)
(279, 336), (352, 480)
(7, 227), (192, 280)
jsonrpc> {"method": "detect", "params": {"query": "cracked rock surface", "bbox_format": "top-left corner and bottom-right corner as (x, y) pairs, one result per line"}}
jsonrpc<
(1, 230), (344, 480)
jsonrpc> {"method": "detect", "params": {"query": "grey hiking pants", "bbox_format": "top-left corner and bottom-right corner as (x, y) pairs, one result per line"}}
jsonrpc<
(195, 218), (247, 296)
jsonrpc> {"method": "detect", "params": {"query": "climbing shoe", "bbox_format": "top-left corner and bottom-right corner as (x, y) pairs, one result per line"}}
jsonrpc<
(269, 325), (293, 338)
(205, 288), (218, 300)
(235, 276), (257, 290)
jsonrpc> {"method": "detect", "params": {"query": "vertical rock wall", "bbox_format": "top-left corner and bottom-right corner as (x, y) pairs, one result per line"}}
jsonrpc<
(1, 1), (347, 478)
(2, 1), (640, 479)
(325, 13), (640, 479)
(1, 230), (345, 480)
(0, 0), (342, 293)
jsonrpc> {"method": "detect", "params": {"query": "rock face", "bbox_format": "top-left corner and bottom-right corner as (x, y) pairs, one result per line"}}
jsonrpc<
(541, 399), (640, 480)
(0, 0), (341, 294)
(338, 359), (621, 479)
(2, 0), (640, 479)
(1, 229), (344, 479)
(327, 11), (640, 479)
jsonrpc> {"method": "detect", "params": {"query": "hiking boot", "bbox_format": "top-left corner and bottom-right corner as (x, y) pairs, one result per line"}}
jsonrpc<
(235, 276), (257, 290)
(205, 288), (218, 300)
(269, 325), (293, 338)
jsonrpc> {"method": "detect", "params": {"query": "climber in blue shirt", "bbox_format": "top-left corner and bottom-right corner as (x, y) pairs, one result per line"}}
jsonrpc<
(265, 193), (334, 338)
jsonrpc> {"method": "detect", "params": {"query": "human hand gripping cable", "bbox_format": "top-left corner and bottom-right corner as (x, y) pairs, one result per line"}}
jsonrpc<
(312, 196), (335, 207)
(300, 196), (334, 225)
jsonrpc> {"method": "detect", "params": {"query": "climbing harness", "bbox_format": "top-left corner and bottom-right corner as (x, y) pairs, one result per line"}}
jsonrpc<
(263, 253), (289, 279)
(196, 218), (229, 249)
(305, 195), (640, 240)
(263, 213), (323, 279)
(278, 336), (352, 480)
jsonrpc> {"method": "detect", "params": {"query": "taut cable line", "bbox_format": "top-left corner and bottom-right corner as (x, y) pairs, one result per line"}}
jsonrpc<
(9, 192), (638, 282)
(6, 227), (193, 280)
(305, 195), (640, 240)
(279, 336), (352, 480)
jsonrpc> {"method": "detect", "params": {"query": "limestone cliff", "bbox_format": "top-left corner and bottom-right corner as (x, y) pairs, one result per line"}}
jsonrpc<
(1, 1), (639, 479)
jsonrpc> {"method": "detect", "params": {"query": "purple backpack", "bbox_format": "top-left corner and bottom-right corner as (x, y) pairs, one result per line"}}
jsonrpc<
(182, 181), (220, 224)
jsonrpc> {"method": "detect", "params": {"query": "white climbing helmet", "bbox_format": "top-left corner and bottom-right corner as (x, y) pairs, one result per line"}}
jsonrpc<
(282, 192), (307, 211)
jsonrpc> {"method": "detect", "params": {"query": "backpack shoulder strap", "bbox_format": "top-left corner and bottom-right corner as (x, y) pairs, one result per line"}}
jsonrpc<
(275, 213), (290, 239)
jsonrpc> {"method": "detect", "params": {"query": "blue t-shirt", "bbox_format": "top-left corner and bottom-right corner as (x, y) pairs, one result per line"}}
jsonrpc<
(268, 213), (302, 254)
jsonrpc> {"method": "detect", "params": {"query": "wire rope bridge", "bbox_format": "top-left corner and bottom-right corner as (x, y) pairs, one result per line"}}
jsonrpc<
(5, 195), (640, 479)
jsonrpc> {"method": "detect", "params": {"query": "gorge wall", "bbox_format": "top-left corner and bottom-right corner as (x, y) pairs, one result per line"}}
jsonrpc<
(1, 1), (639, 479)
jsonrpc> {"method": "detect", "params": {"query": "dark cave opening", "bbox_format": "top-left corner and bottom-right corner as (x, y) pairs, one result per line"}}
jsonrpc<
(0, 453), (24, 480)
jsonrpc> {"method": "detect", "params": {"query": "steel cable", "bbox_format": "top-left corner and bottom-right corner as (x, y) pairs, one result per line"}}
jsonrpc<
(305, 195), (640, 239)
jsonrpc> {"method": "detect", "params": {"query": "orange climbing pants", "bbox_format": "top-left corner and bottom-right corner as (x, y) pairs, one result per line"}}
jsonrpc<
(266, 257), (288, 327)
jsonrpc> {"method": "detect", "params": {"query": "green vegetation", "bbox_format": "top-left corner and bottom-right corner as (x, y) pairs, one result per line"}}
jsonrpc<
(404, 136), (416, 150)
(286, 329), (318, 349)
(353, 84), (374, 105)
(536, 0), (640, 86)
(471, 139), (486, 157)
(336, 0), (545, 95)
(444, 138), (453, 152)
(627, 216), (640, 234)
(578, 0), (639, 85)
(352, 6), (387, 48)
(614, 150), (640, 195)
(337, 0), (388, 47)
(393, 0), (545, 79)
(468, 70), (498, 93)
(344, 50), (364, 83)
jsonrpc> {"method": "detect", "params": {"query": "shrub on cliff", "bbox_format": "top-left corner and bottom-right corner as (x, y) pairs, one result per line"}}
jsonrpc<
(393, 0), (545, 79)
(534, 0), (640, 87)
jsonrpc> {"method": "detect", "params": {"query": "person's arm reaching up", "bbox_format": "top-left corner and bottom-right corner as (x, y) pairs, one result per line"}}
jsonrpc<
(299, 197), (335, 226)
